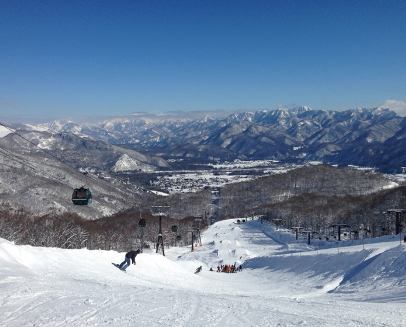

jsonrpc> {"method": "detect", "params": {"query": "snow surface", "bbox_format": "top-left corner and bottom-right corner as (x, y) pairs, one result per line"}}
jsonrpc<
(1, 219), (406, 326)
(0, 126), (13, 138)
(112, 154), (154, 172)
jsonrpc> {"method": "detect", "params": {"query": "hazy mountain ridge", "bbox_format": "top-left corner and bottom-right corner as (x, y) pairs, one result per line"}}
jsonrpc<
(0, 130), (170, 172)
(9, 106), (406, 171)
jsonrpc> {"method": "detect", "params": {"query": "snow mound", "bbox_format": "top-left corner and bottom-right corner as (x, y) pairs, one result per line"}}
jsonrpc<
(112, 154), (154, 172)
(333, 245), (406, 294)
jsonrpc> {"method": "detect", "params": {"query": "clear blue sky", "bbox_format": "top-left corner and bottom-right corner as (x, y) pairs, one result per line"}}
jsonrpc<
(1, 0), (406, 122)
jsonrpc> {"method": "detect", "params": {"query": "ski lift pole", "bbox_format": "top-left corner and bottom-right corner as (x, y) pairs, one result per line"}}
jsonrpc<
(291, 227), (303, 240)
(171, 225), (178, 247)
(387, 209), (406, 235)
(141, 225), (144, 253)
(191, 230), (195, 252)
(195, 217), (202, 246)
(157, 215), (164, 256)
(151, 205), (170, 256)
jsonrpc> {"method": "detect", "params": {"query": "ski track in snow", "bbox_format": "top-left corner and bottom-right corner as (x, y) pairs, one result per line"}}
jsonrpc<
(1, 219), (406, 326)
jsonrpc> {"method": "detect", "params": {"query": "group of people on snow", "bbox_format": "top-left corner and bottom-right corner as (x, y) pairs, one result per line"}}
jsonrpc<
(215, 264), (242, 273)
(117, 249), (244, 275)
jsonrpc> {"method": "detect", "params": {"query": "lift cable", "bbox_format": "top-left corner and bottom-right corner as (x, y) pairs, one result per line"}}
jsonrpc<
(0, 147), (73, 187)
(0, 147), (39, 173)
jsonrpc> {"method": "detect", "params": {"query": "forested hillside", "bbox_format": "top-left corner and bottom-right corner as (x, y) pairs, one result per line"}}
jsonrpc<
(2, 165), (404, 251)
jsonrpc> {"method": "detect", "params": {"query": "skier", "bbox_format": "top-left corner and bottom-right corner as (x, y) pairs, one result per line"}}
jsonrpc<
(118, 249), (141, 271)
(195, 266), (202, 274)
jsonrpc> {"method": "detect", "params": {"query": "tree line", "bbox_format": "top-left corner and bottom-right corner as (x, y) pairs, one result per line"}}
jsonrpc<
(0, 208), (204, 252)
(257, 185), (406, 239)
(141, 164), (395, 221)
(1, 164), (405, 249)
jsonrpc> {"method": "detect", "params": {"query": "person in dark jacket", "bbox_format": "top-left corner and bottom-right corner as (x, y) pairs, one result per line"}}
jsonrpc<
(118, 249), (140, 271)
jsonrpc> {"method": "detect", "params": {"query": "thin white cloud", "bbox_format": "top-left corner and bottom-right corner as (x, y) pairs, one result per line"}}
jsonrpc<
(380, 100), (406, 117)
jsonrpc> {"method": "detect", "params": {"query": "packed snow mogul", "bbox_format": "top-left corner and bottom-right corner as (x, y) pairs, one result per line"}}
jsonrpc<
(118, 249), (141, 271)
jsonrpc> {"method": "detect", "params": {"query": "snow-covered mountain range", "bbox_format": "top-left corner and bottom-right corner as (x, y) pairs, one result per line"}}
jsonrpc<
(0, 130), (170, 218)
(1, 105), (405, 218)
(28, 106), (406, 172)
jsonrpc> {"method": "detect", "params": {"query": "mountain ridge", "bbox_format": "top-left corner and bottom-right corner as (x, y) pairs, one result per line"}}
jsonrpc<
(6, 106), (406, 172)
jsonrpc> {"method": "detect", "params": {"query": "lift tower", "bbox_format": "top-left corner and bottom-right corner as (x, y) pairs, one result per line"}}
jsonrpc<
(151, 205), (170, 256)
(387, 209), (406, 235)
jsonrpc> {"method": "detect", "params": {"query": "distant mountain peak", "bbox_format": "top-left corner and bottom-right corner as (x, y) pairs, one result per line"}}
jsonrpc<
(7, 106), (405, 172)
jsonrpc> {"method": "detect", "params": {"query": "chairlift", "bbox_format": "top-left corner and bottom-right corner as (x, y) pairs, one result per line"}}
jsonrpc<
(72, 187), (92, 205)
(139, 219), (147, 228)
(171, 225), (178, 233)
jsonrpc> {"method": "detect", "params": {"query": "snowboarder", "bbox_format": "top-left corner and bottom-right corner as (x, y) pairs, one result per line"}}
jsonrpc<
(118, 249), (141, 271)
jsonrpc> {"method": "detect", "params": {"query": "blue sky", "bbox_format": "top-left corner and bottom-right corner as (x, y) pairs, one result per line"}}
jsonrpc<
(1, 0), (406, 123)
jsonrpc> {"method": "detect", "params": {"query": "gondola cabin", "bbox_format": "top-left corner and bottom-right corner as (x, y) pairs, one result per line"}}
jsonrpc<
(171, 225), (178, 233)
(72, 187), (92, 205)
(176, 235), (182, 241)
(139, 219), (147, 228)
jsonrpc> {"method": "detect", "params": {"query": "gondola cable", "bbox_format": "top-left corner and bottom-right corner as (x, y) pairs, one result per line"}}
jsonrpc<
(0, 147), (76, 188)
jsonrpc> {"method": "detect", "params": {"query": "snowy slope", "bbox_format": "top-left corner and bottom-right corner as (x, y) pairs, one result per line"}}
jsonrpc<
(1, 219), (406, 326)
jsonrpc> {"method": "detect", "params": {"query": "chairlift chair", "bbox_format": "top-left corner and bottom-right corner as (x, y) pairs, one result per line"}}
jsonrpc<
(72, 187), (92, 205)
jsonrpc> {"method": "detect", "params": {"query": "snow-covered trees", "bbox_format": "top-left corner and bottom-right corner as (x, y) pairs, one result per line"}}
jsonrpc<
(0, 208), (200, 251)
(1, 165), (405, 249)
